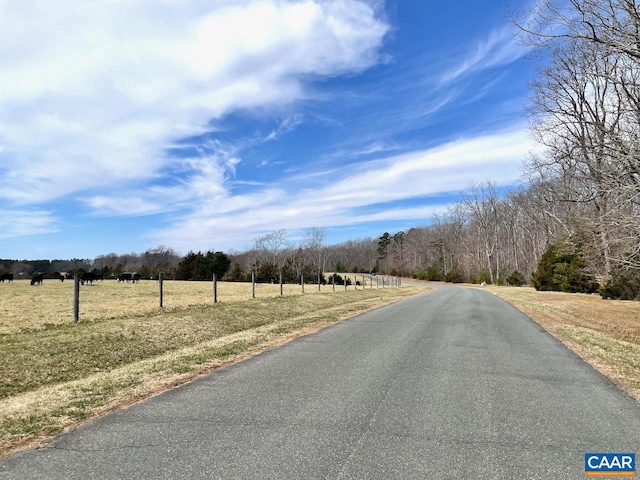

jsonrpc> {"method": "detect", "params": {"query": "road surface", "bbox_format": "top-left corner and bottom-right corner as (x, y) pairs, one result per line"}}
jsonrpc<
(1, 286), (639, 479)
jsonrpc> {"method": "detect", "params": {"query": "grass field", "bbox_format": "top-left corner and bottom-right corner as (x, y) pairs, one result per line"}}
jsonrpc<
(0, 279), (426, 456)
(0, 275), (382, 334)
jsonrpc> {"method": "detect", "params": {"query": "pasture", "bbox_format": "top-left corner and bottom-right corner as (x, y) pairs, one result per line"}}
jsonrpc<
(0, 279), (424, 456)
(0, 276), (377, 334)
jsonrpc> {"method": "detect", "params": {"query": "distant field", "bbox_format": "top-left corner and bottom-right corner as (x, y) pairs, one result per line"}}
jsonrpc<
(0, 276), (379, 334)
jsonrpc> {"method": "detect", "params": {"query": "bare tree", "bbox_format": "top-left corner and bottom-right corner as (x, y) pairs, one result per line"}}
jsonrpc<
(253, 229), (289, 267)
(302, 227), (329, 278)
(462, 182), (502, 283)
(515, 0), (640, 60)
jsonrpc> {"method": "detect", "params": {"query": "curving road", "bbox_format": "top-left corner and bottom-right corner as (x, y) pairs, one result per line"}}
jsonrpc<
(1, 286), (639, 479)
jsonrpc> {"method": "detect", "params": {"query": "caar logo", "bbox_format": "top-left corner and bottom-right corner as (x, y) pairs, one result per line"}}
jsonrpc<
(585, 453), (636, 477)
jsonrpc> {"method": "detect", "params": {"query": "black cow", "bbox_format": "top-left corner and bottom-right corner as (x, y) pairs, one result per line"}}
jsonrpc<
(0, 273), (13, 283)
(81, 272), (103, 285)
(30, 274), (43, 286)
(133, 273), (141, 283)
(118, 273), (133, 282)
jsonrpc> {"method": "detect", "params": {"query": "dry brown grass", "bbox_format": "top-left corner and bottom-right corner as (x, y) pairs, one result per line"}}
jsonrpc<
(0, 282), (428, 457)
(486, 286), (640, 402)
(0, 278), (380, 334)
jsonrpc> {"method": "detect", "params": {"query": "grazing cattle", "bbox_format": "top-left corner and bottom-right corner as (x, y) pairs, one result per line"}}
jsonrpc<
(118, 273), (133, 283)
(133, 273), (141, 283)
(0, 273), (13, 283)
(81, 272), (103, 285)
(30, 274), (43, 286)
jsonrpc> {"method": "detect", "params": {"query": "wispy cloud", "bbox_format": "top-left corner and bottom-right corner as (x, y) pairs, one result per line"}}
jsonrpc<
(148, 125), (531, 253)
(441, 25), (530, 83)
(0, 210), (59, 238)
(264, 115), (305, 142)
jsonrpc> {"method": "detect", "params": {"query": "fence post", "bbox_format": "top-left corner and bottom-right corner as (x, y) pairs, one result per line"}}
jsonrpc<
(318, 274), (321, 293)
(344, 275), (347, 291)
(280, 269), (283, 296)
(332, 275), (335, 292)
(213, 273), (217, 303)
(73, 274), (80, 322)
(252, 272), (255, 298)
(301, 274), (304, 294)
(158, 273), (164, 308)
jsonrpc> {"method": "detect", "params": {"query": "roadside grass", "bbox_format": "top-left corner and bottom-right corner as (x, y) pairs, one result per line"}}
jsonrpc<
(488, 286), (640, 402)
(0, 276), (378, 334)
(0, 284), (427, 456)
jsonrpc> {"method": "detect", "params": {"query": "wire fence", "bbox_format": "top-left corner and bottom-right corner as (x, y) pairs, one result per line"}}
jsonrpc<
(0, 274), (403, 332)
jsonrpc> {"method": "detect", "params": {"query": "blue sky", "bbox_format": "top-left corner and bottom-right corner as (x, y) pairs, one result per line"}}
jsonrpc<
(0, 0), (537, 260)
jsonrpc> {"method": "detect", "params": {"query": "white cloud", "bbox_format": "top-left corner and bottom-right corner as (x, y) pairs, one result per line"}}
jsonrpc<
(0, 0), (388, 205)
(0, 210), (59, 238)
(149, 126), (531, 253)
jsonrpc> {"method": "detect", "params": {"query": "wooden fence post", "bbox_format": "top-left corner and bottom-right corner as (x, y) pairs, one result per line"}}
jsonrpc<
(73, 274), (80, 323)
(280, 269), (283, 296)
(252, 272), (255, 298)
(159, 273), (164, 308)
(213, 273), (217, 303)
(301, 274), (304, 294)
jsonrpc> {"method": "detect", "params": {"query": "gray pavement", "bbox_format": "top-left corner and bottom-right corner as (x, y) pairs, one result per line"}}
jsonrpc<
(1, 285), (639, 479)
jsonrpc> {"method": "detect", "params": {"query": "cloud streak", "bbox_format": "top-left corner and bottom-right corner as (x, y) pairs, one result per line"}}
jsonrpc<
(441, 25), (530, 83)
(148, 126), (531, 253)
(0, 210), (59, 238)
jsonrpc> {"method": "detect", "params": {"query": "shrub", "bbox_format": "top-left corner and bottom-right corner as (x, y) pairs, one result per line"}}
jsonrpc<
(257, 263), (279, 283)
(445, 267), (464, 283)
(222, 262), (249, 282)
(425, 263), (444, 281)
(506, 270), (526, 286)
(600, 267), (640, 300)
(531, 241), (599, 293)
(474, 269), (492, 285)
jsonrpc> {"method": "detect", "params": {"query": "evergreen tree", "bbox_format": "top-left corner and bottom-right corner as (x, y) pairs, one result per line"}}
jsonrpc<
(532, 241), (599, 293)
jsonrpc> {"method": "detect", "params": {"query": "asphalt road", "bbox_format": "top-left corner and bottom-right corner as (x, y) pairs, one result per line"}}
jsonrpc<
(1, 286), (639, 479)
